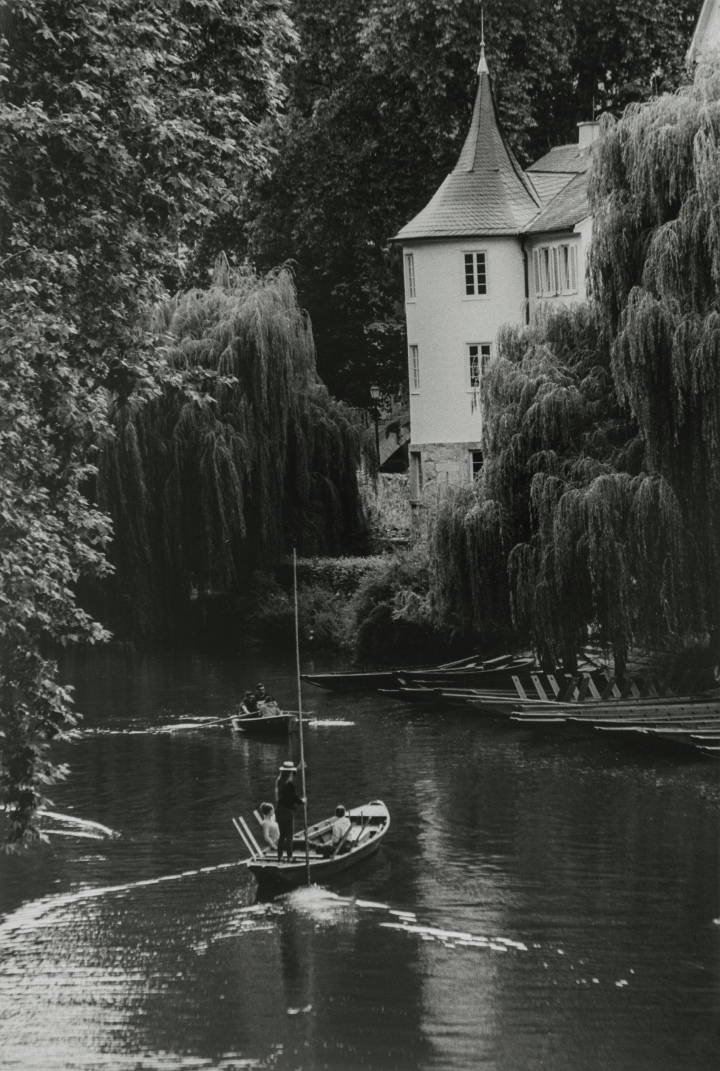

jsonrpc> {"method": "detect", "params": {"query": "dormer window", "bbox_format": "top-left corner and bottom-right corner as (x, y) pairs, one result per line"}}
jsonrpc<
(464, 252), (487, 296)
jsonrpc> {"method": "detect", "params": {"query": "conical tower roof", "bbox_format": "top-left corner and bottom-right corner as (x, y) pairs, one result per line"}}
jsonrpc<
(395, 49), (540, 241)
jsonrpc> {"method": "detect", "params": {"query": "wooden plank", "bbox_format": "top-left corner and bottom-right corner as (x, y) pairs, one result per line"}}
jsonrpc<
(512, 675), (529, 701)
(560, 676), (579, 702)
(585, 674), (602, 700)
(530, 674), (549, 701)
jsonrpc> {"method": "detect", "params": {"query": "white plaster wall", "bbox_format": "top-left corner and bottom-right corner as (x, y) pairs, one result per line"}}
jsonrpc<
(689, 1), (720, 62)
(526, 227), (588, 320)
(403, 237), (526, 446)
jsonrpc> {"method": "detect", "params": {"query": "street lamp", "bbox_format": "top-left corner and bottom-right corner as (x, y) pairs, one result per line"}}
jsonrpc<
(370, 385), (381, 465)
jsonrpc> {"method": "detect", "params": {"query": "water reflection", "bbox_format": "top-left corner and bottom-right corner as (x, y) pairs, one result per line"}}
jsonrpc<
(0, 646), (718, 1070)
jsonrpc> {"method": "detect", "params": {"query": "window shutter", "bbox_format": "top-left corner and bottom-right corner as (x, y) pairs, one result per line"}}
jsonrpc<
(533, 250), (541, 296)
(569, 245), (578, 291)
(551, 248), (559, 294)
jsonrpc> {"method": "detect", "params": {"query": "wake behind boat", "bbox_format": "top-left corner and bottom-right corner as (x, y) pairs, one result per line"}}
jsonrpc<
(238, 800), (390, 889)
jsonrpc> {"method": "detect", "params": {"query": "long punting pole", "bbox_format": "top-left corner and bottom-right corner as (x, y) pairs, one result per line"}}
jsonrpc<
(294, 548), (311, 887)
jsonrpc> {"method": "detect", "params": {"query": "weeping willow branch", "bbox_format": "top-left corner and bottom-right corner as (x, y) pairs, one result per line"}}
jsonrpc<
(99, 260), (367, 636)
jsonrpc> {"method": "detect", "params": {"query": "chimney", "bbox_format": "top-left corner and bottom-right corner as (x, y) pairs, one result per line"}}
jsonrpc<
(577, 121), (600, 150)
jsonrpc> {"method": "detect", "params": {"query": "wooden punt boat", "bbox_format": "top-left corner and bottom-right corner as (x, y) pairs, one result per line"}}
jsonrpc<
(301, 654), (538, 693)
(300, 670), (402, 691)
(398, 657), (537, 691)
(231, 711), (298, 737)
(244, 800), (390, 889)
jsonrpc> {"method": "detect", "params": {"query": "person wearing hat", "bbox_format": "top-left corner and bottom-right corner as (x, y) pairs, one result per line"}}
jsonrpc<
(274, 761), (305, 862)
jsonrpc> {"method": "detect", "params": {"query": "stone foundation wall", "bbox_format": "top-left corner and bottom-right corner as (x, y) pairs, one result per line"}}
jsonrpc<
(408, 441), (482, 540)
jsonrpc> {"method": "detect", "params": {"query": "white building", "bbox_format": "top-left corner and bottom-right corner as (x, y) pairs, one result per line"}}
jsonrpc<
(395, 43), (596, 511)
(687, 0), (720, 63)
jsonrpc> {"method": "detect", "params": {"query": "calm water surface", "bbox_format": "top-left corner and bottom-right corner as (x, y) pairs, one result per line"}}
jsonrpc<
(1, 646), (719, 1071)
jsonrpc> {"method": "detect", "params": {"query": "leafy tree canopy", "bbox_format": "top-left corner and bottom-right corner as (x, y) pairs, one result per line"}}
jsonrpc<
(0, 0), (296, 845)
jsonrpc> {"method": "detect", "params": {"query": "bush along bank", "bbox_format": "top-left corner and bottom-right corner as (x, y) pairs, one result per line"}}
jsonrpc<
(247, 550), (472, 665)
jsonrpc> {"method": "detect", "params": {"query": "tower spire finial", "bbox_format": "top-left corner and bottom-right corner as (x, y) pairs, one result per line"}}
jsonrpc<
(477, 4), (488, 74)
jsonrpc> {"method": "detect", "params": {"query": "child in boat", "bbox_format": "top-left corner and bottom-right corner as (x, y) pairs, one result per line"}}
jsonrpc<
(259, 802), (279, 851)
(256, 683), (281, 717)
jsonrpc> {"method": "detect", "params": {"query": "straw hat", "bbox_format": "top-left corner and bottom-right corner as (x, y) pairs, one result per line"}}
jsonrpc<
(279, 760), (297, 772)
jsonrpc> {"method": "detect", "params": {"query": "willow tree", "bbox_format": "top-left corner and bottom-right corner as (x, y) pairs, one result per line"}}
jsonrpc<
(433, 305), (654, 669)
(99, 261), (368, 636)
(590, 59), (720, 653)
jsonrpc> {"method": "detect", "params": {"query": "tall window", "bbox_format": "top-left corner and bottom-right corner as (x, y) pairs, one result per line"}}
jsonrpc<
(468, 343), (491, 389)
(409, 344), (420, 391)
(464, 252), (487, 296)
(470, 450), (484, 480)
(405, 253), (416, 299)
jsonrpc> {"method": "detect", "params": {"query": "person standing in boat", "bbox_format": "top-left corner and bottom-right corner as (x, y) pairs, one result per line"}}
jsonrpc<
(274, 760), (304, 862)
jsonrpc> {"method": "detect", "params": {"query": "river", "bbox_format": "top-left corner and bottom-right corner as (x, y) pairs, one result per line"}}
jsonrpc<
(0, 645), (719, 1071)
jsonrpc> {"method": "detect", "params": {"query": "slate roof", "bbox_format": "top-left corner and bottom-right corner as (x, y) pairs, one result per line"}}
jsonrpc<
(524, 170), (590, 234)
(527, 143), (593, 174)
(527, 171), (576, 205)
(394, 61), (541, 241)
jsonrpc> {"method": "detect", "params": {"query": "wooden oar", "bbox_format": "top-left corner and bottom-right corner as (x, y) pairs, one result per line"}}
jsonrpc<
(167, 714), (238, 731)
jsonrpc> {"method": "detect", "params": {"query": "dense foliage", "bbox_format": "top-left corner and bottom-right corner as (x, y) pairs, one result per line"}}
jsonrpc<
(100, 263), (368, 636)
(0, 0), (295, 843)
(434, 59), (720, 671)
(232, 0), (699, 404)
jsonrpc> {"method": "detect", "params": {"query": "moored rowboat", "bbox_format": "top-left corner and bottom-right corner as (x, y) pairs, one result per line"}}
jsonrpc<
(246, 800), (390, 888)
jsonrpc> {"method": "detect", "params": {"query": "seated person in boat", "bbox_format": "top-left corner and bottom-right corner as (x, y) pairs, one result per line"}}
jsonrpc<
(239, 691), (259, 716)
(256, 682), (281, 717)
(258, 802), (279, 851)
(319, 805), (352, 856)
(231, 691), (258, 730)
